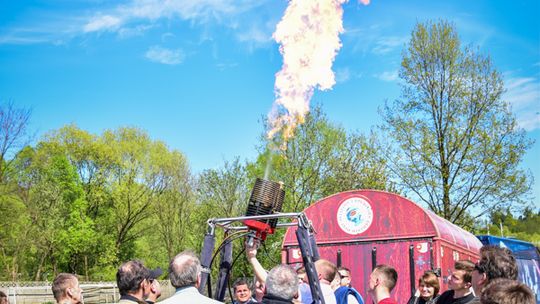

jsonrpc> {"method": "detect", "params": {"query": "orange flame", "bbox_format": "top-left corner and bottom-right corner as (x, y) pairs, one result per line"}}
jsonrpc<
(267, 0), (370, 145)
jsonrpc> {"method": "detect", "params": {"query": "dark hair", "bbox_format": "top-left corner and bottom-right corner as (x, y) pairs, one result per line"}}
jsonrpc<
(455, 260), (475, 284)
(0, 291), (6, 298)
(52, 273), (78, 302)
(375, 264), (398, 291)
(480, 278), (535, 304)
(419, 271), (440, 296)
(116, 260), (150, 296)
(233, 278), (252, 292)
(0, 291), (7, 304)
(478, 246), (518, 281)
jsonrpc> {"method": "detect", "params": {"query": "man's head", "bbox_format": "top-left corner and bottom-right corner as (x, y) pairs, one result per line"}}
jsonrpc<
(472, 246), (518, 295)
(480, 278), (535, 304)
(233, 278), (253, 304)
(169, 250), (201, 289)
(315, 259), (337, 284)
(116, 260), (151, 299)
(0, 291), (9, 304)
(368, 265), (398, 294)
(52, 273), (83, 304)
(338, 267), (352, 287)
(265, 264), (299, 301)
(296, 267), (307, 283)
(448, 260), (474, 292)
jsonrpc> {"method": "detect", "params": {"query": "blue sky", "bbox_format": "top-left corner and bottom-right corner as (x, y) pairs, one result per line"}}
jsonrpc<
(1, 0), (539, 207)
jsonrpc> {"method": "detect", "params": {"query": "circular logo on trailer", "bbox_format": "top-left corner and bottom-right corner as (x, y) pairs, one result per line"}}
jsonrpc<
(337, 197), (373, 235)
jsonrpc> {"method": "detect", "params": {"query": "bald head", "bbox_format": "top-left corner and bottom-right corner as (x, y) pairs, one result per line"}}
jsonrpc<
(169, 250), (201, 288)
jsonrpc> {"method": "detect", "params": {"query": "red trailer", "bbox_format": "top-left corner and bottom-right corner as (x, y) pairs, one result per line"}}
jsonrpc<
(281, 190), (482, 303)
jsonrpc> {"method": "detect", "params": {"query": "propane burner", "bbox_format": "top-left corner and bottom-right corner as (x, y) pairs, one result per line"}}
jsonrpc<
(243, 178), (285, 241)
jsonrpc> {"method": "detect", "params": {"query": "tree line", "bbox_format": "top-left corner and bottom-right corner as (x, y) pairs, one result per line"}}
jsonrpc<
(0, 20), (535, 281)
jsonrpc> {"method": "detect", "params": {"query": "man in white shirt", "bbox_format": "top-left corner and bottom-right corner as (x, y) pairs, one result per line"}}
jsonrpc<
(315, 259), (337, 304)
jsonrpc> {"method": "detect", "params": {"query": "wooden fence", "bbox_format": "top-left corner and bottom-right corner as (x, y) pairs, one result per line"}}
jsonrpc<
(0, 281), (176, 304)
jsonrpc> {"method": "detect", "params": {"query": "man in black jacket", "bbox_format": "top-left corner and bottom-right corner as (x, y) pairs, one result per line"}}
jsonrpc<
(437, 261), (475, 304)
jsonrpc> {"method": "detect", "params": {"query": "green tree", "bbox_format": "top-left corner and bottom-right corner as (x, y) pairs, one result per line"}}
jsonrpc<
(43, 125), (118, 278)
(381, 20), (533, 225)
(14, 145), (97, 280)
(30, 125), (193, 278)
(194, 158), (252, 276)
(101, 127), (192, 261)
(0, 103), (33, 280)
(0, 193), (31, 280)
(0, 102), (31, 188)
(152, 149), (193, 261)
(474, 207), (540, 247)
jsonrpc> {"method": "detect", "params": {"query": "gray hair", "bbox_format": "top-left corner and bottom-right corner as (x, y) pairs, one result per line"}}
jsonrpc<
(169, 250), (201, 288)
(266, 264), (298, 300)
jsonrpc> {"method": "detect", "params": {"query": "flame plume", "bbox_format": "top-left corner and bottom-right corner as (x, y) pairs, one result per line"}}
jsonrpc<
(268, 0), (371, 145)
(268, 0), (346, 142)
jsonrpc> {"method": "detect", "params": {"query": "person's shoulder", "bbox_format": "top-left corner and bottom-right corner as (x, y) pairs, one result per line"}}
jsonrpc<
(406, 295), (418, 304)
(439, 290), (453, 297)
(198, 294), (223, 304)
(436, 290), (453, 303)
(461, 295), (478, 304)
(347, 294), (361, 304)
(378, 298), (398, 304)
(158, 291), (222, 304)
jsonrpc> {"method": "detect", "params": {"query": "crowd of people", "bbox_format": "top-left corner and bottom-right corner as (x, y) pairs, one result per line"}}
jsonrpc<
(405, 246), (535, 304)
(0, 243), (535, 304)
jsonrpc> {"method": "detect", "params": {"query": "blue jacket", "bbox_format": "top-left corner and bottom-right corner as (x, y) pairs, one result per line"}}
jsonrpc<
(334, 286), (364, 304)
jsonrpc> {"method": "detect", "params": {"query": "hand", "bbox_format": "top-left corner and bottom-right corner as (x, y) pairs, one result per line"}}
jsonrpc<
(245, 239), (260, 260)
(254, 280), (265, 302)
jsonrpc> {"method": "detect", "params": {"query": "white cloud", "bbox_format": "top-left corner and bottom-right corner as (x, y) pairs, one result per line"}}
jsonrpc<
(504, 76), (540, 131)
(84, 15), (122, 32)
(335, 67), (363, 83)
(335, 68), (351, 83)
(0, 35), (49, 44)
(145, 46), (184, 65)
(0, 17), (81, 45)
(236, 26), (271, 44)
(1, 0), (274, 46)
(118, 24), (154, 38)
(372, 36), (408, 55)
(375, 70), (398, 82)
(83, 0), (261, 34)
